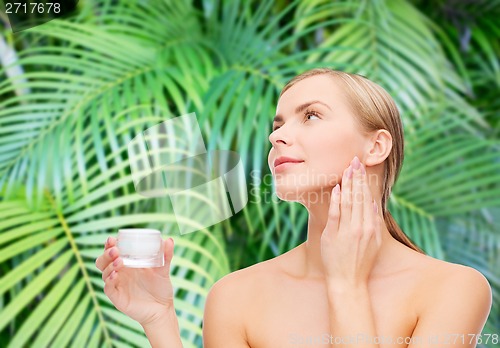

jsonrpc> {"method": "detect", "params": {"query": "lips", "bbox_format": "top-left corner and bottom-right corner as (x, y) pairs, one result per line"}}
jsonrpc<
(274, 156), (304, 168)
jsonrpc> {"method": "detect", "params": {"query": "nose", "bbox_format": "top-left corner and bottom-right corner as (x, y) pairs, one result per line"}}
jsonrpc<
(268, 125), (292, 147)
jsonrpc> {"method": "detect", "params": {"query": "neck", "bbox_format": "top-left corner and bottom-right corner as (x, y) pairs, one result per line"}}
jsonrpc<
(297, 199), (404, 282)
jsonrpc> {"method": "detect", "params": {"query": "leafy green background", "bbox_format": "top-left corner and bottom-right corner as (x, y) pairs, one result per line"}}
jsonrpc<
(0, 0), (499, 347)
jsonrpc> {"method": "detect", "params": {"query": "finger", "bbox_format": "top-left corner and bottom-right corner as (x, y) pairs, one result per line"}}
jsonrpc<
(103, 236), (116, 253)
(95, 245), (120, 272)
(104, 270), (119, 298)
(360, 162), (375, 240)
(158, 237), (175, 277)
(102, 256), (123, 281)
(95, 236), (116, 271)
(351, 157), (363, 235)
(324, 184), (341, 237)
(339, 163), (353, 233)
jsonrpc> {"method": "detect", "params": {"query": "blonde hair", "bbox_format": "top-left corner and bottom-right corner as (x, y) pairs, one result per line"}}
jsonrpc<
(281, 68), (425, 254)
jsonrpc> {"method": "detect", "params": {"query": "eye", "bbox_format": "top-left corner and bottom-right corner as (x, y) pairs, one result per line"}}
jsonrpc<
(272, 110), (320, 132)
(305, 110), (320, 121)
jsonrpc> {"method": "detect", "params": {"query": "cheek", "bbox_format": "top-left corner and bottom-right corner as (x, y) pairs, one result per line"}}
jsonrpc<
(307, 137), (338, 167)
(306, 139), (352, 184)
(310, 162), (341, 186)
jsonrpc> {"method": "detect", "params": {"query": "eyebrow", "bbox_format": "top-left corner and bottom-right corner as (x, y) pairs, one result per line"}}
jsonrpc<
(273, 100), (332, 124)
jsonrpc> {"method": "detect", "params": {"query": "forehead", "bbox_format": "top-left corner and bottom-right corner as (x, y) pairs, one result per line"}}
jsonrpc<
(277, 74), (343, 112)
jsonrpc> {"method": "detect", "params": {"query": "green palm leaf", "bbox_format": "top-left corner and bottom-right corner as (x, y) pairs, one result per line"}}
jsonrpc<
(0, 111), (230, 347)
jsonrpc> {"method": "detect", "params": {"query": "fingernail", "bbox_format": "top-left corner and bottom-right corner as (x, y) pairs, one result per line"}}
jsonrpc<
(106, 237), (110, 246)
(352, 156), (360, 170)
(113, 259), (119, 267)
(109, 248), (115, 258)
(373, 200), (378, 213)
(348, 166), (353, 178)
(360, 163), (366, 175)
(333, 184), (340, 194)
(109, 271), (115, 280)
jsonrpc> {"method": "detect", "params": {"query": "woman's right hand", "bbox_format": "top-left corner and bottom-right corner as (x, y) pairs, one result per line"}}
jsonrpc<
(95, 236), (176, 327)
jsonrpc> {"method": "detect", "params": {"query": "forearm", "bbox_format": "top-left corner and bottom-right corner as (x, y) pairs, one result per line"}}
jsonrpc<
(327, 283), (379, 348)
(142, 306), (183, 348)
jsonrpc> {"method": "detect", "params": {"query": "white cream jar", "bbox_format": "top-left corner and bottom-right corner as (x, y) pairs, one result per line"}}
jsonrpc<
(117, 229), (164, 268)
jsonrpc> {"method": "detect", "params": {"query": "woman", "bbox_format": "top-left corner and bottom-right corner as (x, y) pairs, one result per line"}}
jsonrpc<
(95, 68), (492, 348)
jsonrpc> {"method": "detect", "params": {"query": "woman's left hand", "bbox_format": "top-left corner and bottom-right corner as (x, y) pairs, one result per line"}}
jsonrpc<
(320, 156), (383, 290)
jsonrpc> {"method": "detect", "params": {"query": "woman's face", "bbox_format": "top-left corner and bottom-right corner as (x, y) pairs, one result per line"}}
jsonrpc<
(268, 74), (368, 204)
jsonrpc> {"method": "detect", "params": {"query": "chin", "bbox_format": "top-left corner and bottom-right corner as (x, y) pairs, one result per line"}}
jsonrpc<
(274, 183), (331, 205)
(274, 187), (302, 202)
(271, 166), (337, 202)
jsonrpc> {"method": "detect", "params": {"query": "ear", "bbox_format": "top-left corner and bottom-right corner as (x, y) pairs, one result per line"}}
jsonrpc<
(364, 129), (392, 167)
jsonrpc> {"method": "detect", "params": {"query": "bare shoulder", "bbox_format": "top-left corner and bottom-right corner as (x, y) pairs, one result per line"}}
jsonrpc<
(402, 256), (492, 338)
(203, 258), (279, 347)
(209, 257), (280, 294)
(411, 253), (492, 328)
(416, 254), (491, 297)
(205, 261), (269, 311)
(204, 256), (285, 314)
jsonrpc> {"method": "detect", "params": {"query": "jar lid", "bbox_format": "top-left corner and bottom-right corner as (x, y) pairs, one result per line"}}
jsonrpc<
(118, 228), (161, 235)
